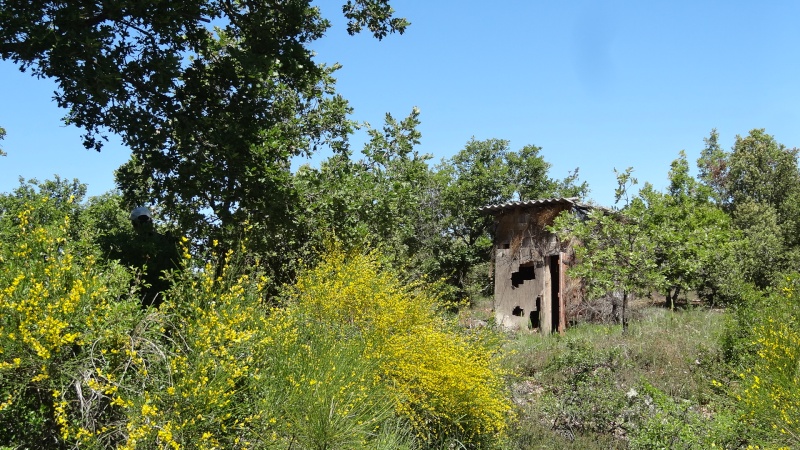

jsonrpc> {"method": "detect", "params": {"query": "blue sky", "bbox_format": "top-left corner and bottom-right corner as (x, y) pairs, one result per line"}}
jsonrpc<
(2, 1), (800, 207)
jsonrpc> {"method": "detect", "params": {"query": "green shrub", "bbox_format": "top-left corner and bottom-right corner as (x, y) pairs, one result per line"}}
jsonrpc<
(504, 308), (732, 449)
(628, 382), (743, 449)
(0, 196), (153, 448)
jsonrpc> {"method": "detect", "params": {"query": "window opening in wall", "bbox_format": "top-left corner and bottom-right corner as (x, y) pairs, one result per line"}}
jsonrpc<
(512, 306), (524, 316)
(511, 264), (535, 288)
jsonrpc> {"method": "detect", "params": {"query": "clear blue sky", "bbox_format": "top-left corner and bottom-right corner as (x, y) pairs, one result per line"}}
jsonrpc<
(2, 1), (800, 207)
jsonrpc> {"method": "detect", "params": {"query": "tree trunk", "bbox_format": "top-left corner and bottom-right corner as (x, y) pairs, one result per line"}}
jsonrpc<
(622, 291), (629, 333)
(664, 286), (681, 310)
(611, 292), (621, 324)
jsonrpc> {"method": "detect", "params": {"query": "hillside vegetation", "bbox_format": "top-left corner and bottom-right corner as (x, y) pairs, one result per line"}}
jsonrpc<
(0, 190), (511, 449)
(2, 1), (799, 447)
(3, 149), (800, 449)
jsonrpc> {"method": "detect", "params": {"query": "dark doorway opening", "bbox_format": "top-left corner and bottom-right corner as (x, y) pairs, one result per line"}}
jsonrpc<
(550, 255), (561, 333)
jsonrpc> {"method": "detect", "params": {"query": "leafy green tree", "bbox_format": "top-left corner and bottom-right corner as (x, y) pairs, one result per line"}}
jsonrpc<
(1, 0), (408, 287)
(726, 129), (800, 212)
(698, 129), (800, 234)
(731, 201), (786, 289)
(296, 132), (586, 300)
(0, 0), (407, 152)
(294, 108), (434, 270)
(435, 138), (514, 295)
(553, 169), (661, 332)
(351, 107), (433, 260)
(728, 130), (800, 258)
(0, 125), (6, 157)
(507, 145), (588, 201)
(697, 129), (729, 206)
(697, 129), (800, 289)
(641, 152), (732, 308)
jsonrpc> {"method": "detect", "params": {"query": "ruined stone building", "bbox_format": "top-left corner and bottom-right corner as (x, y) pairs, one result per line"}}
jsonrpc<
(480, 198), (591, 333)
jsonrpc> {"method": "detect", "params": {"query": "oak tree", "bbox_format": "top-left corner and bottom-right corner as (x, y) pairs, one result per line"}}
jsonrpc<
(1, 1), (408, 285)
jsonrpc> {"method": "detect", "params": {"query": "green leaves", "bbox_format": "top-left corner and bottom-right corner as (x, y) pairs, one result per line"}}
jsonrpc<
(1, 0), (410, 290)
(695, 129), (800, 291)
(640, 153), (733, 306)
(342, 0), (410, 39)
(553, 169), (660, 330)
(294, 108), (434, 275)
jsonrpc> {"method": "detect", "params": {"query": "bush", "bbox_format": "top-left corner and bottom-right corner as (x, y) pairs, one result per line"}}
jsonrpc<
(504, 308), (733, 448)
(0, 195), (152, 448)
(628, 382), (742, 450)
(289, 248), (513, 448)
(720, 273), (800, 448)
(117, 251), (409, 449)
(0, 188), (513, 449)
(542, 339), (630, 438)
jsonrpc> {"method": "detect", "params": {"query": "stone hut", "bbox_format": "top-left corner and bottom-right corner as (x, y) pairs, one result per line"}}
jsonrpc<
(480, 198), (591, 333)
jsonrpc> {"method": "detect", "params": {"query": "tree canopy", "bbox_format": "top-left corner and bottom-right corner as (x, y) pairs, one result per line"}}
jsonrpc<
(1, 0), (409, 285)
(0, 0), (407, 152)
(553, 168), (661, 331)
(697, 129), (800, 288)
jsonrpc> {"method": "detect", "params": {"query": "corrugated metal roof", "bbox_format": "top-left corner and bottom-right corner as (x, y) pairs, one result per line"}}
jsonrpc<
(478, 197), (584, 214)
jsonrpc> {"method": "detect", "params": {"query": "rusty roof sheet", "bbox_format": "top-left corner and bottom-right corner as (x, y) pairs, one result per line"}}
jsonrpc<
(478, 197), (586, 214)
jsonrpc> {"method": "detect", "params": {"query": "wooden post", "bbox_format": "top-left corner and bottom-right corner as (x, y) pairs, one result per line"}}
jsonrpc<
(541, 259), (552, 335)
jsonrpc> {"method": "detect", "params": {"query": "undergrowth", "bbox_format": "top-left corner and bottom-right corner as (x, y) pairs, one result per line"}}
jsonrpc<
(0, 194), (512, 449)
(503, 306), (734, 449)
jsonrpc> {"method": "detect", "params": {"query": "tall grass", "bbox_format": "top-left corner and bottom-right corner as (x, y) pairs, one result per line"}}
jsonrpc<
(503, 306), (730, 449)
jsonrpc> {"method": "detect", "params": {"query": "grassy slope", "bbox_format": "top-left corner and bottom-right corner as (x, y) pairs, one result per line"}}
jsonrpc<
(499, 305), (727, 449)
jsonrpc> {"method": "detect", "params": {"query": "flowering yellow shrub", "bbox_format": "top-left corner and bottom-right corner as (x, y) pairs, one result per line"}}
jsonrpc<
(1, 192), (511, 449)
(290, 248), (512, 446)
(730, 275), (800, 448)
(120, 254), (402, 449)
(118, 258), (272, 449)
(739, 321), (800, 439)
(259, 307), (399, 449)
(0, 198), (149, 448)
